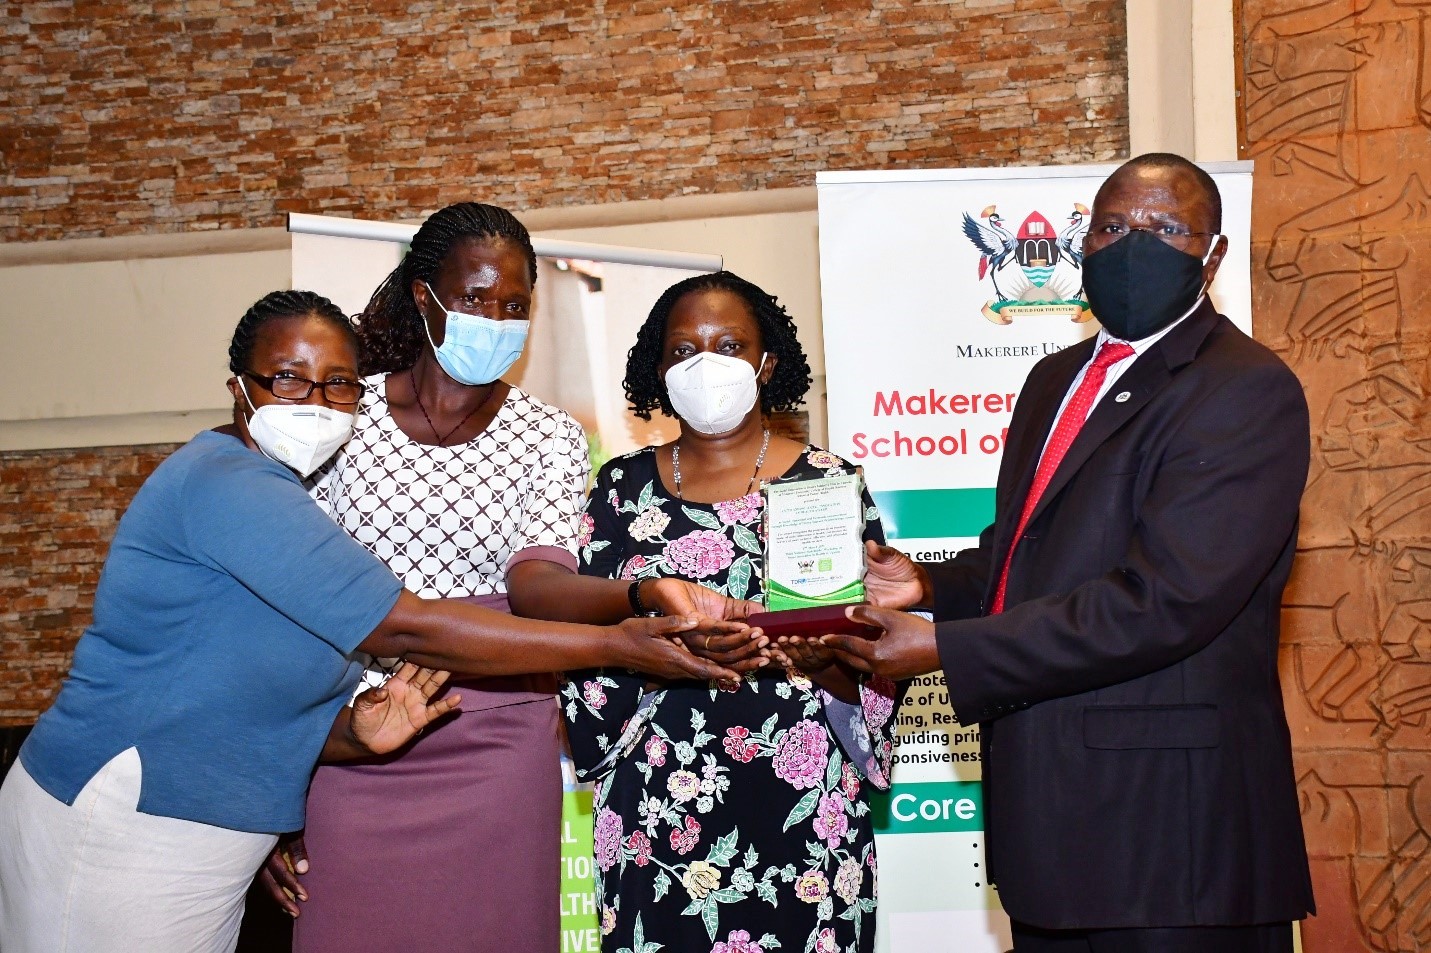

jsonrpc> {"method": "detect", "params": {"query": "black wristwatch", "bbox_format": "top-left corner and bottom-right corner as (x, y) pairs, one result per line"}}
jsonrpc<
(628, 580), (662, 617)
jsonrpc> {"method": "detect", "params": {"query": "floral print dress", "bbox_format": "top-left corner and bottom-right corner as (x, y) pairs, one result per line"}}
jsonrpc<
(562, 446), (901, 953)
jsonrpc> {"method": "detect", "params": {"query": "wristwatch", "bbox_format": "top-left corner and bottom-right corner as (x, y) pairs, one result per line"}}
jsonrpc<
(628, 580), (662, 617)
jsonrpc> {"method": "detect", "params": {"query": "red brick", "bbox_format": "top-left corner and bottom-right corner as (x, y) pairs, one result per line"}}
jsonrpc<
(0, 444), (176, 725)
(0, 1), (1128, 241)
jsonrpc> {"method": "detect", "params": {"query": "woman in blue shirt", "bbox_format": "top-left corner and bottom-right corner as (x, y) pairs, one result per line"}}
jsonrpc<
(0, 290), (742, 953)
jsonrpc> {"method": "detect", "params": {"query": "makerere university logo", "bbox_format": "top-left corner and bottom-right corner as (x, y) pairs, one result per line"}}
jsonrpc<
(961, 204), (1094, 325)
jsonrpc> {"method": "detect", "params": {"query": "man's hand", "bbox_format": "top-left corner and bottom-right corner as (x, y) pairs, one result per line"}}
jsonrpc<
(350, 662), (461, 756)
(820, 605), (942, 680)
(646, 577), (761, 621)
(256, 832), (309, 917)
(863, 541), (933, 609)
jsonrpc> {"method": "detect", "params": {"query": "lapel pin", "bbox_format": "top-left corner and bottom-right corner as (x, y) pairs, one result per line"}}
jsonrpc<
(1114, 391), (1131, 403)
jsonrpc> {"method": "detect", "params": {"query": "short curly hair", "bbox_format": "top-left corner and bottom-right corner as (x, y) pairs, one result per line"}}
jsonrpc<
(355, 202), (537, 376)
(228, 289), (354, 375)
(624, 271), (812, 421)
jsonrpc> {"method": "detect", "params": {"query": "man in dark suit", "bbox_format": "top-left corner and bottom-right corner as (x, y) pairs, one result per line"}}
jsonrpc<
(823, 154), (1315, 952)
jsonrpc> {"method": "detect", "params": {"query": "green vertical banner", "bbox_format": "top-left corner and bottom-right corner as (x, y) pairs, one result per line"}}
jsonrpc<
(560, 788), (601, 952)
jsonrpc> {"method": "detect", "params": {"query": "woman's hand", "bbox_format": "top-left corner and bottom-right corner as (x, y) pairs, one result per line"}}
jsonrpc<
(349, 662), (461, 756)
(645, 577), (761, 621)
(614, 616), (744, 682)
(674, 627), (770, 672)
(256, 832), (309, 917)
(772, 635), (836, 674)
(863, 541), (932, 609)
(770, 635), (862, 702)
(672, 624), (771, 678)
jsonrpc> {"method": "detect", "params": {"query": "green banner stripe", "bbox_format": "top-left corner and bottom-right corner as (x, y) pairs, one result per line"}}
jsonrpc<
(766, 579), (866, 611)
(870, 781), (985, 834)
(871, 488), (995, 540)
(559, 790), (599, 939)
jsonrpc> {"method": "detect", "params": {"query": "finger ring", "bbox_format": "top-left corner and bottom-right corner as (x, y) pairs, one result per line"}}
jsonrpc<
(704, 635), (713, 651)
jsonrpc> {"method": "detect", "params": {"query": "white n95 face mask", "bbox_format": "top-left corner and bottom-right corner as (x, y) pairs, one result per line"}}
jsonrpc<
(664, 352), (766, 434)
(238, 379), (354, 477)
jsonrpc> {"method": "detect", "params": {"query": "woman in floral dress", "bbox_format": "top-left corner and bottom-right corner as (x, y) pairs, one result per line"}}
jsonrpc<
(562, 272), (900, 953)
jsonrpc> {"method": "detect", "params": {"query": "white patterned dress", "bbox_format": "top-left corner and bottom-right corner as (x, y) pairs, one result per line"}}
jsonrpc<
(293, 376), (589, 953)
(308, 376), (589, 691)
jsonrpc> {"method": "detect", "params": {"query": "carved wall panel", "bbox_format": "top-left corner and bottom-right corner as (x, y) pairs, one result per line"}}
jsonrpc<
(1239, 1), (1431, 949)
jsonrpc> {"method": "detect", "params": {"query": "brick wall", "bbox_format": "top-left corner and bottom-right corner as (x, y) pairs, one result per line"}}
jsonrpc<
(1, 0), (1128, 241)
(0, 444), (177, 725)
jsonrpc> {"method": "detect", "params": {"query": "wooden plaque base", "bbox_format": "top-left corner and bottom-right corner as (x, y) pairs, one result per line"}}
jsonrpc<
(746, 604), (880, 639)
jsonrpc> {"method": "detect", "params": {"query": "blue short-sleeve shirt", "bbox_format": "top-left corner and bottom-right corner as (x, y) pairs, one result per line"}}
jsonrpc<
(20, 430), (403, 834)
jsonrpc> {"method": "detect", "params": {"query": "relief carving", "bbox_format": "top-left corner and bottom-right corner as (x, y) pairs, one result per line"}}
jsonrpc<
(1241, 0), (1431, 949)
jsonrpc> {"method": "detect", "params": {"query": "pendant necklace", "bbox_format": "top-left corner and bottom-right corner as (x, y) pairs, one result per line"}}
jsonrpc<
(410, 367), (493, 447)
(672, 428), (770, 501)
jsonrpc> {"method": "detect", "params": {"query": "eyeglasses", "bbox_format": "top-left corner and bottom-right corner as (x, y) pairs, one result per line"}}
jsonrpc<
(1086, 224), (1222, 253)
(243, 370), (366, 405)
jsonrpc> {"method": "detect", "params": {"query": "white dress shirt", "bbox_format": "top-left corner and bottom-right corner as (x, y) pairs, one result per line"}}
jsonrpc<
(1038, 295), (1205, 456)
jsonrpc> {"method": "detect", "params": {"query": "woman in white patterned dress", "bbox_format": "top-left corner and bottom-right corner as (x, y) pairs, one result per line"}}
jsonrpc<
(259, 204), (760, 953)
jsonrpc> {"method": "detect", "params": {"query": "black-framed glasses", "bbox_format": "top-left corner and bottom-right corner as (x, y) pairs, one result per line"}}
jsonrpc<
(1086, 224), (1222, 253)
(242, 370), (366, 405)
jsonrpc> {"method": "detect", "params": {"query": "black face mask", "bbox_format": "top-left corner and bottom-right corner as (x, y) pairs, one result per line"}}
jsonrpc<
(1081, 230), (1209, 341)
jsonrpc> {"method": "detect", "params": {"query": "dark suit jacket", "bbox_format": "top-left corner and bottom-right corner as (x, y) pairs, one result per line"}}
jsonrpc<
(921, 301), (1315, 929)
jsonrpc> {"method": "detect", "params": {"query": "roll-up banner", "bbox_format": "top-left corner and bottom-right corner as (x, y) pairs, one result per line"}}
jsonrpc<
(816, 162), (1253, 952)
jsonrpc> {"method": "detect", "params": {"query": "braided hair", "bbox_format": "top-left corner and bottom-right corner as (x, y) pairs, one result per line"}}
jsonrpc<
(228, 289), (354, 375)
(624, 271), (812, 421)
(356, 203), (538, 376)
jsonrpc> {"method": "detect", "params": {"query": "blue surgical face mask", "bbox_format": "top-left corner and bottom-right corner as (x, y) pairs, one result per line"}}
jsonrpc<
(421, 281), (529, 385)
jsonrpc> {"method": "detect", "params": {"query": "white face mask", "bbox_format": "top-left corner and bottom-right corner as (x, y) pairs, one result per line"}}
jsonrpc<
(664, 352), (766, 434)
(238, 378), (355, 477)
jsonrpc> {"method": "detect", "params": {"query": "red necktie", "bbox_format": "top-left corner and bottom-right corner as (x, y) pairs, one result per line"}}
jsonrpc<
(989, 341), (1135, 614)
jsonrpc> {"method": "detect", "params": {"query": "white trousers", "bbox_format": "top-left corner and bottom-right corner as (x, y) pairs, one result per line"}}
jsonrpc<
(0, 747), (277, 953)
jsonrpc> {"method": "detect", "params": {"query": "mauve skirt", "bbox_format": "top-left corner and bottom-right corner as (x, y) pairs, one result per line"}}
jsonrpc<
(292, 595), (561, 953)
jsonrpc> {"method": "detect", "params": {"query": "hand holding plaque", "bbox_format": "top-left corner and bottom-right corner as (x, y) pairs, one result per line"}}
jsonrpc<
(819, 604), (942, 680)
(747, 471), (881, 638)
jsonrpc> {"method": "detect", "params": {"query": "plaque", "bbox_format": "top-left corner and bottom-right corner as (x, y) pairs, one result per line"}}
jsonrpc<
(747, 471), (880, 638)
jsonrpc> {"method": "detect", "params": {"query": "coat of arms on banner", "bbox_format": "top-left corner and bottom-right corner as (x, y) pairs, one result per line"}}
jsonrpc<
(961, 204), (1094, 324)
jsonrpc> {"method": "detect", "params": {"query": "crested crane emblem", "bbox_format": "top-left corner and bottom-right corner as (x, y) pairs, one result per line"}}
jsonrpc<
(961, 203), (1095, 324)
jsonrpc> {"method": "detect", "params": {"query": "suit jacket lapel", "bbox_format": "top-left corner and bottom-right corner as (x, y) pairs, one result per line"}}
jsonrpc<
(1022, 301), (1223, 531)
